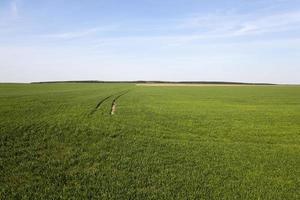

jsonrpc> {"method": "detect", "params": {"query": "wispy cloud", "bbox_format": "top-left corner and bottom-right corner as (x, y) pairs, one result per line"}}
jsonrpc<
(87, 10), (300, 48)
(234, 11), (300, 36)
(179, 10), (300, 37)
(0, 0), (21, 31)
(0, 0), (19, 21)
(89, 10), (300, 47)
(41, 26), (118, 39)
(10, 0), (18, 18)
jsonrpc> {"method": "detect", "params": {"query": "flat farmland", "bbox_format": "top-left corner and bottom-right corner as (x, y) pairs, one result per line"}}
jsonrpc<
(0, 83), (299, 199)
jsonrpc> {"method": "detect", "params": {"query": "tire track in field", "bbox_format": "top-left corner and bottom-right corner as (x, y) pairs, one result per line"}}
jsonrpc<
(110, 90), (130, 115)
(89, 94), (114, 115)
(90, 89), (130, 115)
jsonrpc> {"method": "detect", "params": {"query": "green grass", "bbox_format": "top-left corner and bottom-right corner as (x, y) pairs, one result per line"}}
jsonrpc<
(0, 83), (299, 199)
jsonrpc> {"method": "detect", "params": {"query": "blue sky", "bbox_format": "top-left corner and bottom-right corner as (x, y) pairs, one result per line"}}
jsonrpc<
(0, 0), (300, 83)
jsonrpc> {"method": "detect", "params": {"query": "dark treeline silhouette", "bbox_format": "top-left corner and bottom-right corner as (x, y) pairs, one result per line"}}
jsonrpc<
(31, 80), (276, 85)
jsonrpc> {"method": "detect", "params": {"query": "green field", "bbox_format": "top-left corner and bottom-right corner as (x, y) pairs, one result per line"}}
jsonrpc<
(0, 83), (299, 199)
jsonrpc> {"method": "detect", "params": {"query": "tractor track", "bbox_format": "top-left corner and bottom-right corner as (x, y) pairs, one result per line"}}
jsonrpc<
(90, 89), (130, 115)
(110, 90), (130, 115)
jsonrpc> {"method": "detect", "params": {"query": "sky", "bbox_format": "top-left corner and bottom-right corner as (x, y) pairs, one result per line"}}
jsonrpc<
(0, 0), (300, 83)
